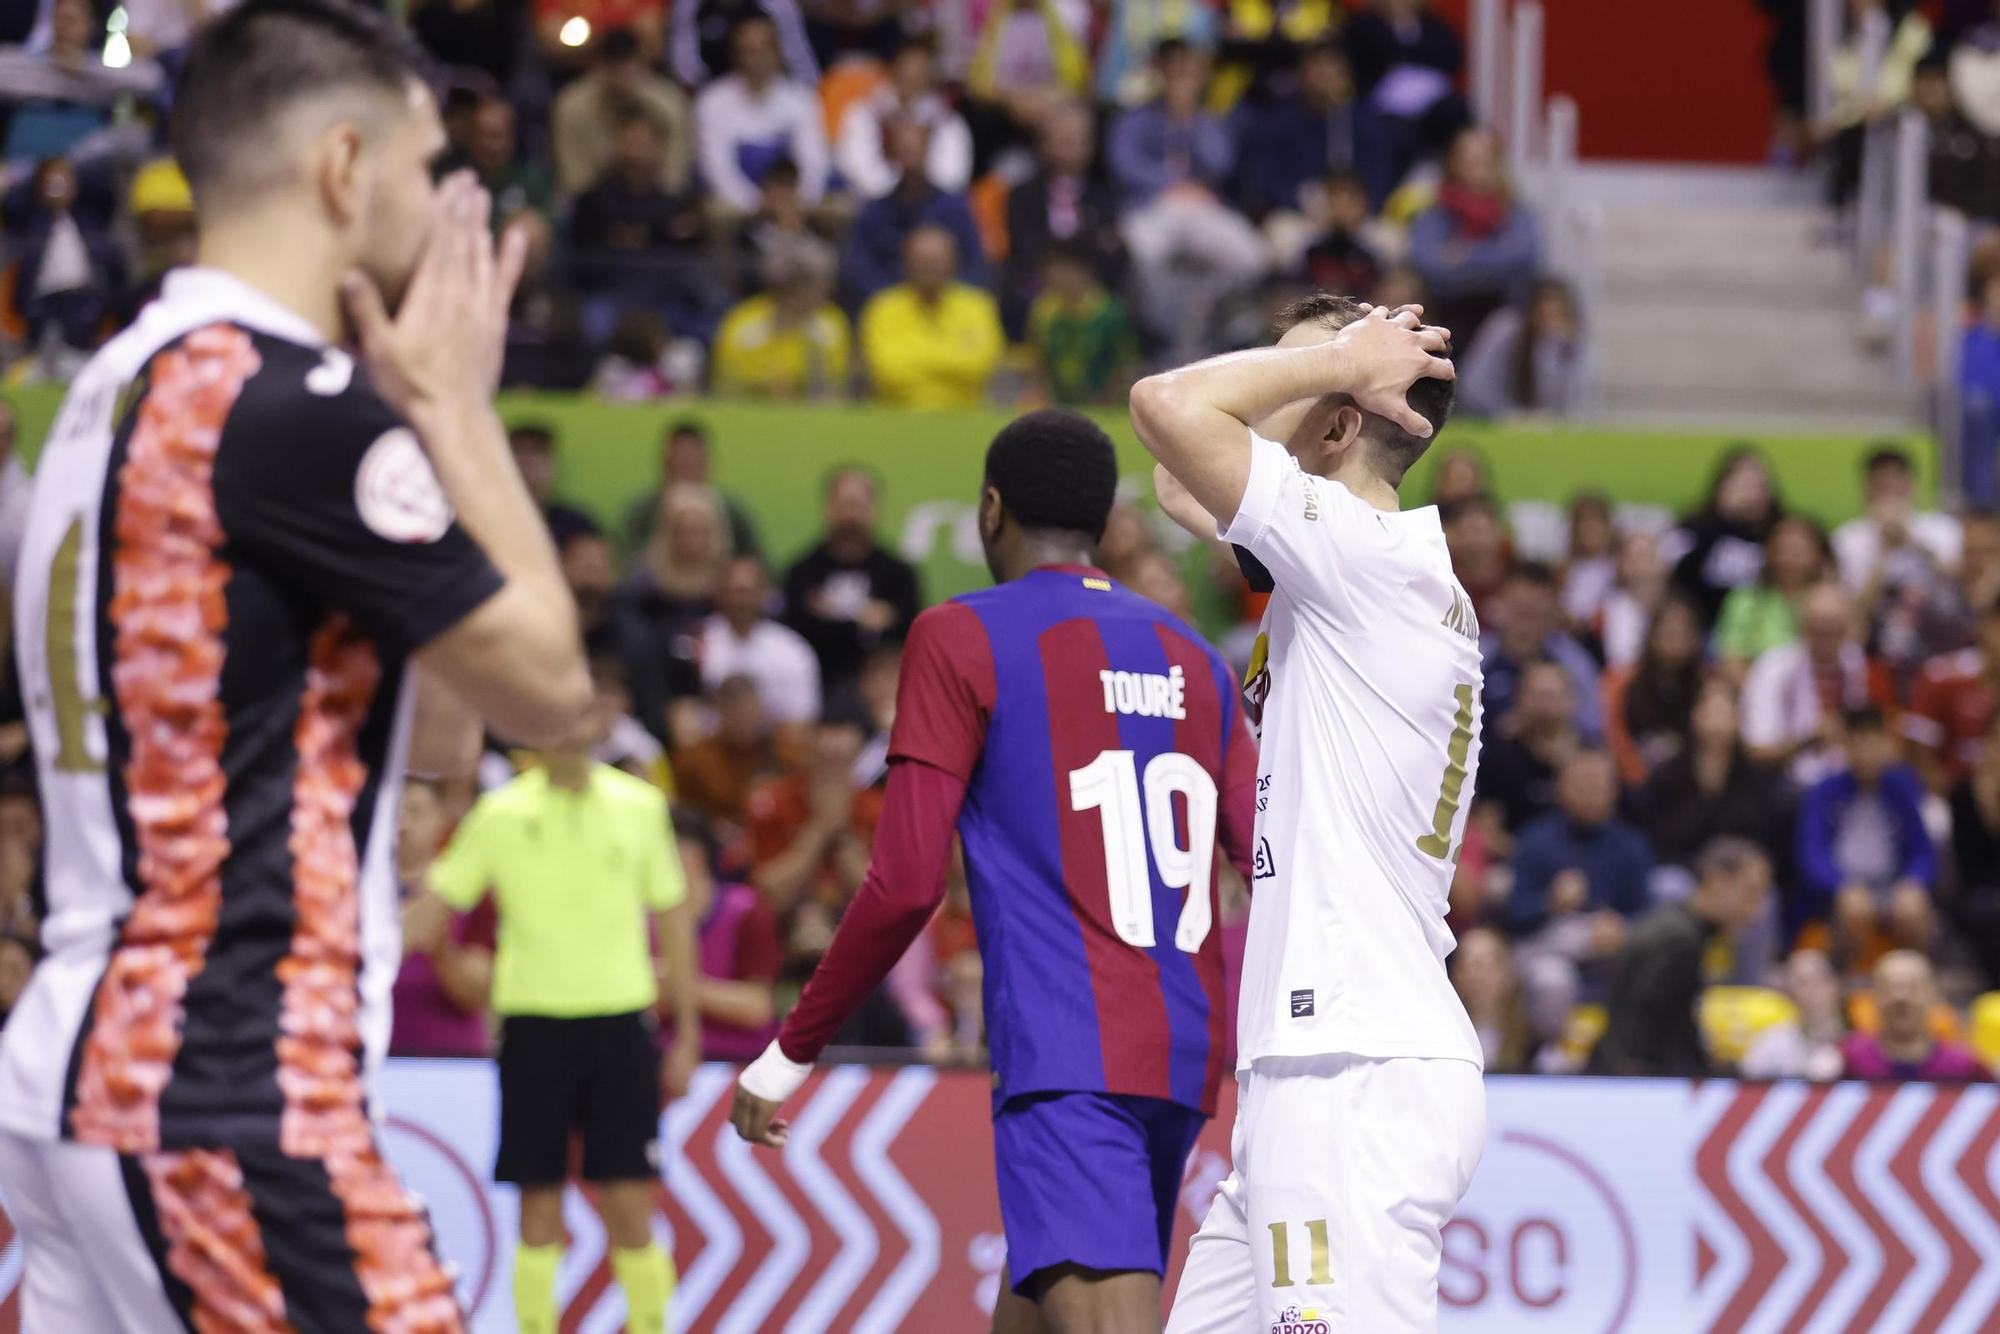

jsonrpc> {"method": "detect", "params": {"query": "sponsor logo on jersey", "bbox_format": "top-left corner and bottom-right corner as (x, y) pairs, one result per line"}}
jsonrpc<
(355, 427), (455, 543)
(1082, 576), (1112, 591)
(1290, 990), (1314, 1018)
(1254, 836), (1277, 881)
(305, 348), (354, 396)
(1098, 666), (1188, 720)
(1302, 482), (1321, 522)
(1271, 1305), (1329, 1334)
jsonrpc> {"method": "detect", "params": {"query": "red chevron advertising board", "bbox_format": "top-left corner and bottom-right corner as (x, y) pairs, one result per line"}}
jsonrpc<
(0, 1064), (1994, 1331)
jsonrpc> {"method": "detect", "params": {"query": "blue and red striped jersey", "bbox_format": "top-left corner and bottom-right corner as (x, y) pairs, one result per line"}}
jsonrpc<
(890, 566), (1258, 1114)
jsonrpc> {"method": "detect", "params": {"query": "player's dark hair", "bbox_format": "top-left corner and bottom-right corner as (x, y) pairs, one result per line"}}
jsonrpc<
(1863, 445), (1913, 477)
(173, 0), (425, 204)
(1273, 292), (1454, 487)
(983, 409), (1120, 543)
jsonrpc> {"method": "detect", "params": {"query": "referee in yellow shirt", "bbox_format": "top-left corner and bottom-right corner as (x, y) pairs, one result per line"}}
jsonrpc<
(410, 718), (699, 1334)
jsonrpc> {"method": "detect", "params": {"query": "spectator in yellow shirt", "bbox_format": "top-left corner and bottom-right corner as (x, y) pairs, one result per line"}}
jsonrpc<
(859, 224), (1004, 410)
(712, 244), (851, 399)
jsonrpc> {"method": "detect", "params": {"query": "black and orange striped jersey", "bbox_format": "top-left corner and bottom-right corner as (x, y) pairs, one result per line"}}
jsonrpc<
(1, 268), (503, 1154)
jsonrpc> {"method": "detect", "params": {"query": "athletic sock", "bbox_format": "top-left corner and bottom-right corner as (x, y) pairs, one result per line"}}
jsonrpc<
(612, 1241), (676, 1334)
(513, 1241), (562, 1334)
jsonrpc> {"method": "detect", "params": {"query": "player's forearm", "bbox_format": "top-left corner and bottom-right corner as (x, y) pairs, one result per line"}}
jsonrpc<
(1132, 339), (1347, 443)
(1153, 463), (1220, 541)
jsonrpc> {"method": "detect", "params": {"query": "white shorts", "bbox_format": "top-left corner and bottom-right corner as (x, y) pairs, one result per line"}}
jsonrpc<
(1166, 1054), (1485, 1334)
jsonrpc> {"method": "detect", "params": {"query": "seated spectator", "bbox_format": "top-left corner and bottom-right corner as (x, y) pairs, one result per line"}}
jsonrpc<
(448, 95), (553, 234)
(735, 158), (839, 292)
(587, 655), (669, 785)
(745, 716), (883, 910)
(1505, 747), (1657, 1039)
(1231, 40), (1358, 224)
(509, 423), (600, 548)
(536, 0), (667, 69)
(1297, 169), (1386, 299)
(1670, 446), (1783, 627)
(713, 244), (851, 400)
(1589, 839), (1773, 1076)
(1480, 561), (1603, 740)
(1799, 707), (1939, 963)
(701, 555), (823, 725)
(391, 780), (493, 1058)
(1407, 126), (1538, 345)
(1029, 241), (1139, 406)
(694, 13), (829, 218)
(1638, 678), (1795, 884)
(1341, 0), (1466, 203)
(1840, 950), (1990, 1079)
(1000, 97), (1126, 337)
(837, 34), (973, 200)
(1110, 39), (1267, 362)
(1441, 491), (1510, 623)
(1560, 492), (1616, 640)
(620, 419), (762, 559)
(1472, 657), (1579, 839)
(1835, 446), (1962, 597)
(858, 225), (1005, 409)
(842, 118), (989, 304)
(568, 113), (719, 344)
(783, 466), (923, 695)
(1601, 528), (1670, 670)
(1603, 595), (1703, 787)
(673, 0), (817, 86)
(1906, 604), (2000, 792)
(1948, 714), (2000, 988)
(1715, 515), (1832, 674)
(673, 674), (786, 832)
(564, 529), (620, 654)
(962, 0), (1092, 155)
(1878, 508), (2000, 698)
(1961, 267), (2000, 506)
(1455, 276), (1589, 419)
(0, 0), (163, 164)
(590, 312), (693, 401)
(670, 811), (783, 1062)
(615, 483), (732, 744)
(3, 157), (125, 369)
(1097, 0), (1219, 104)
(1450, 925), (1537, 1074)
(1742, 582), (1892, 785)
(1741, 948), (1850, 1080)
(552, 27), (694, 198)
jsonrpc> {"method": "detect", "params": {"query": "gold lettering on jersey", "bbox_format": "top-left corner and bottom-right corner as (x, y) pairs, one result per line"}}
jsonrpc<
(45, 516), (107, 773)
(1441, 586), (1480, 643)
(1099, 666), (1187, 719)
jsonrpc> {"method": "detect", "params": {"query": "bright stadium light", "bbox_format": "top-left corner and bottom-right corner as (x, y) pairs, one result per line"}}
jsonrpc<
(558, 15), (590, 46)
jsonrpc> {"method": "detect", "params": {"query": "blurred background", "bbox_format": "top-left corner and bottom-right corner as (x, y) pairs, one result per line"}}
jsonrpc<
(4, 0), (2000, 1330)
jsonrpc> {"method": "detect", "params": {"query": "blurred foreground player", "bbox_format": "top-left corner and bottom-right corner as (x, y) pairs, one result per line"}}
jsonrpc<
(1133, 299), (1483, 1332)
(0, 2), (590, 1329)
(732, 410), (1259, 1333)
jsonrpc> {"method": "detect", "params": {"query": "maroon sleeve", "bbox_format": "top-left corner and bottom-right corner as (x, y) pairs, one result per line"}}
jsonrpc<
(887, 602), (997, 782)
(776, 758), (968, 1063)
(1217, 710), (1259, 881)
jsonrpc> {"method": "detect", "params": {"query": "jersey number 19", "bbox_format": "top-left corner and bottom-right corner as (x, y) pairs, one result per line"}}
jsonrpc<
(1069, 750), (1217, 955)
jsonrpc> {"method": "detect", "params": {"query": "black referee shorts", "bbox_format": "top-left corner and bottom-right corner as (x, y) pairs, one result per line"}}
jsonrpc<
(495, 1010), (660, 1186)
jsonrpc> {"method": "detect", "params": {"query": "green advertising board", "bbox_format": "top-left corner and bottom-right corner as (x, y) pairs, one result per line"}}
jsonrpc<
(5, 385), (1933, 603)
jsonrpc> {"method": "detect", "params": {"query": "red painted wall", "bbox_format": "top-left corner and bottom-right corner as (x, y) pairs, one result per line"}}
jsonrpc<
(1428, 0), (1780, 163)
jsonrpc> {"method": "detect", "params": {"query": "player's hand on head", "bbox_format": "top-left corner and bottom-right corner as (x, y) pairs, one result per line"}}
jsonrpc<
(1328, 304), (1455, 438)
(729, 1080), (790, 1148)
(339, 171), (528, 419)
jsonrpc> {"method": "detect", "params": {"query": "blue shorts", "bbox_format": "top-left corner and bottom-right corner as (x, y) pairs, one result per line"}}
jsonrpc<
(991, 1090), (1207, 1293)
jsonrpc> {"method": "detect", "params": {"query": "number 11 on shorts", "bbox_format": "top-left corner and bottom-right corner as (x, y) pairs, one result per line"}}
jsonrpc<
(1267, 1219), (1333, 1287)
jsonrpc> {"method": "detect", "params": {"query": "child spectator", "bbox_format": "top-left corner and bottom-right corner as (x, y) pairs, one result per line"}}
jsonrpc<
(1029, 241), (1139, 406)
(713, 244), (852, 400)
(1798, 707), (1939, 963)
(1456, 276), (1589, 419)
(1840, 951), (1990, 1079)
(858, 224), (1004, 409)
(1407, 126), (1538, 343)
(1714, 515), (1832, 675)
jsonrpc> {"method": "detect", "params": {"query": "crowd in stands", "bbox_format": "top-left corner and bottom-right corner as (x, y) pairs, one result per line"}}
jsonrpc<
(0, 0), (1590, 417)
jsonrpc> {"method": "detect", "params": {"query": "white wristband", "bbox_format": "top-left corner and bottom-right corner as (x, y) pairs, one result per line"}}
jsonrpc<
(739, 1039), (814, 1104)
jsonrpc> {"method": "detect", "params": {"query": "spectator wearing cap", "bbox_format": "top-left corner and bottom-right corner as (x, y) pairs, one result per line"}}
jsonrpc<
(1840, 951), (1990, 1079)
(1408, 125), (1538, 345)
(1230, 40), (1358, 229)
(700, 555), (823, 727)
(509, 423), (601, 549)
(1001, 98), (1126, 338)
(858, 224), (1004, 409)
(713, 244), (851, 399)
(2, 157), (125, 368)
(673, 0), (817, 87)
(842, 118), (989, 304)
(1479, 561), (1603, 741)
(1456, 276), (1590, 419)
(1589, 840), (1773, 1077)
(694, 13), (829, 219)
(1799, 706), (1939, 962)
(1905, 604), (2000, 792)
(782, 466), (922, 696)
(553, 27), (693, 198)
(1110, 39), (1266, 363)
(621, 420), (762, 560)
(1029, 240), (1139, 407)
(0, 0), (163, 164)
(837, 34), (973, 200)
(569, 111), (722, 345)
(1741, 582), (1894, 786)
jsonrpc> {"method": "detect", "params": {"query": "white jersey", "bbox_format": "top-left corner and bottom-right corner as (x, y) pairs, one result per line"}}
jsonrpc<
(1223, 433), (1484, 1070)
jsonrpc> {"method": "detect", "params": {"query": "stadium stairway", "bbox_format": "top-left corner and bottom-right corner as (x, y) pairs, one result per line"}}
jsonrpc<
(1576, 163), (1922, 431)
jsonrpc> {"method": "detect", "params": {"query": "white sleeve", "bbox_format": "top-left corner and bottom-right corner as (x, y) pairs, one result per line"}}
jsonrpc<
(1218, 432), (1397, 628)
